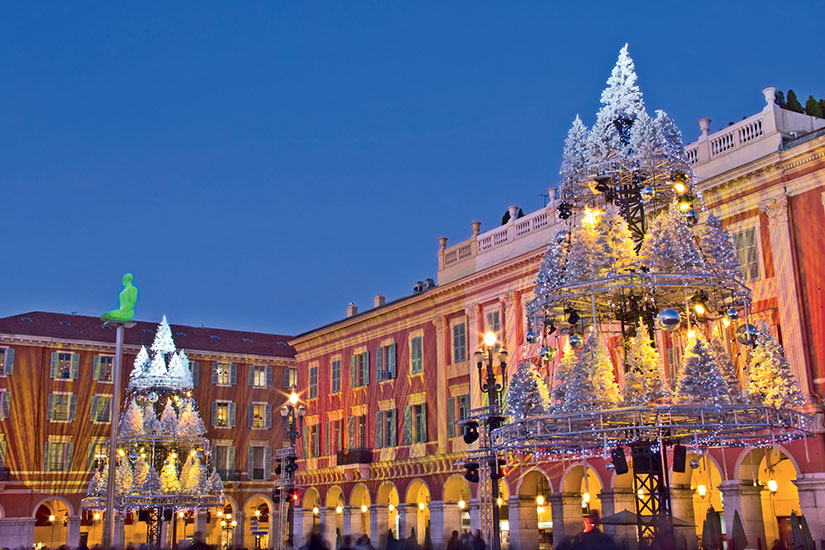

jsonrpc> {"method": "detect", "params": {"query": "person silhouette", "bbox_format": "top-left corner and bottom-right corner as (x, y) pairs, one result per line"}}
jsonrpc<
(101, 273), (139, 322)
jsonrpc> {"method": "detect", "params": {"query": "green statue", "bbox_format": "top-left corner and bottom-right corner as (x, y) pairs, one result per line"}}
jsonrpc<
(101, 273), (139, 322)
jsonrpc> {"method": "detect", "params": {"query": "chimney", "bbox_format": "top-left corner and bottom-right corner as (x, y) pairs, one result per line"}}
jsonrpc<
(698, 118), (711, 138)
(347, 302), (358, 317)
(374, 294), (386, 308)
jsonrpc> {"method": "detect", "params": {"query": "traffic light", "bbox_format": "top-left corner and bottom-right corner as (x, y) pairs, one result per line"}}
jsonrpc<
(272, 489), (281, 504)
(491, 459), (507, 480)
(285, 488), (300, 503)
(464, 462), (479, 483)
(274, 460), (282, 476)
(284, 456), (298, 474)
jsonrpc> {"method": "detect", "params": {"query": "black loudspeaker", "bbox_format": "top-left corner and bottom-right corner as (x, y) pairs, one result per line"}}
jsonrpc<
(138, 510), (152, 522)
(163, 509), (174, 521)
(611, 446), (629, 475)
(632, 445), (662, 474)
(672, 444), (687, 473)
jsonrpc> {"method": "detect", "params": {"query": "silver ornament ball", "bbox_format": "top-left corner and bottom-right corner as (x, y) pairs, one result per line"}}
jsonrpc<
(606, 462), (615, 472)
(683, 209), (699, 227)
(555, 229), (569, 245)
(736, 324), (759, 345)
(689, 459), (700, 470)
(656, 309), (681, 332)
(726, 308), (740, 320)
(540, 346), (553, 361)
(526, 331), (537, 344)
(148, 391), (159, 403)
(641, 186), (654, 200)
(569, 335), (583, 349)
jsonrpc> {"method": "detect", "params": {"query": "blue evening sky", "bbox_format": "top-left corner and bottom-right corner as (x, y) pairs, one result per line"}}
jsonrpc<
(1, 2), (822, 335)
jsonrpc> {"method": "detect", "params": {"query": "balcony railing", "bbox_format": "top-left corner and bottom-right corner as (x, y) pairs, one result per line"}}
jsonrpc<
(336, 448), (372, 466)
(217, 469), (242, 481)
(0, 468), (9, 481)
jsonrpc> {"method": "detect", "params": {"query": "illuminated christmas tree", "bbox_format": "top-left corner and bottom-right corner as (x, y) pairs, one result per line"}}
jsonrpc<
(623, 319), (670, 406)
(748, 322), (805, 408)
(676, 334), (729, 405)
(506, 360), (550, 420)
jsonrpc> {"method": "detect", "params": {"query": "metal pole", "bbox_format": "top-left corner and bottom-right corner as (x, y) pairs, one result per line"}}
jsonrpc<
(487, 348), (502, 550)
(103, 323), (125, 549)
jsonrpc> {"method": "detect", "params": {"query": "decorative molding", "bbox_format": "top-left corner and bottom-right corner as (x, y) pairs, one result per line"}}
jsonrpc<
(759, 194), (790, 225)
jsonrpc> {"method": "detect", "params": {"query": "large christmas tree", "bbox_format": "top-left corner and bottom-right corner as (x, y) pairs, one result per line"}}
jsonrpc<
(506, 360), (550, 420)
(83, 316), (223, 520)
(748, 322), (805, 408)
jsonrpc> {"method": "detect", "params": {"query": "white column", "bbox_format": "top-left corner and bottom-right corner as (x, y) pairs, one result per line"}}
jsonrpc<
(794, 473), (825, 547)
(0, 517), (36, 549)
(67, 515), (82, 548)
(232, 510), (246, 548)
(343, 506), (353, 536)
(719, 481), (766, 550)
(598, 488), (637, 544)
(428, 500), (460, 549)
(397, 503), (419, 541)
(760, 194), (811, 400)
(434, 316), (449, 453)
(670, 485), (698, 550)
(466, 305), (482, 410)
(113, 513), (126, 549)
(507, 497), (538, 550)
(369, 504), (389, 543)
(548, 493), (584, 545)
(194, 510), (208, 538)
(468, 498), (482, 534)
(321, 507), (337, 548)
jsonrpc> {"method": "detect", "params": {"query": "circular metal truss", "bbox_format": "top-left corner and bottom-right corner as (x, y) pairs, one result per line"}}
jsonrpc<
(491, 405), (814, 459)
(81, 493), (223, 511)
(527, 271), (751, 336)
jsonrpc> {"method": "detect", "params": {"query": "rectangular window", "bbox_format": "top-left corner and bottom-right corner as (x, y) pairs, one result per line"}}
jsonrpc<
(250, 365), (270, 388)
(49, 393), (75, 422)
(376, 344), (397, 381)
(733, 227), (760, 282)
(212, 401), (236, 428)
(215, 363), (232, 386)
(91, 395), (112, 423)
(284, 367), (297, 389)
(0, 390), (9, 420)
(0, 348), (12, 377)
(376, 409), (397, 448)
(251, 403), (268, 429)
(309, 366), (318, 399)
(486, 310), (502, 350)
(248, 445), (270, 481)
(331, 360), (341, 393)
(0, 434), (5, 464)
(94, 356), (113, 383)
(453, 323), (467, 363)
(44, 437), (74, 472)
(309, 425), (319, 458)
(51, 352), (77, 380)
(410, 336), (423, 374)
(89, 441), (107, 470)
(358, 415), (367, 448)
(457, 394), (469, 425)
(414, 404), (427, 443)
(213, 443), (235, 478)
(331, 418), (343, 453)
(351, 351), (370, 388)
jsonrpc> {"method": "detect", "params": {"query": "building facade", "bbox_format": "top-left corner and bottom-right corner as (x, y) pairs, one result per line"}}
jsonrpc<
(0, 311), (297, 549)
(291, 89), (825, 550)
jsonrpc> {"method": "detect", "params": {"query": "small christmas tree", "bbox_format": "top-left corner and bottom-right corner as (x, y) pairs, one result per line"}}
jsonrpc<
(141, 403), (160, 435)
(629, 109), (658, 158)
(133, 455), (149, 492)
(747, 322), (805, 408)
(551, 341), (578, 408)
(653, 109), (688, 164)
(676, 334), (729, 405)
(709, 338), (744, 403)
(151, 315), (177, 356)
(560, 332), (621, 412)
(159, 400), (179, 436)
(534, 242), (565, 297)
(206, 469), (224, 494)
(115, 458), (133, 494)
(565, 206), (636, 283)
(180, 454), (207, 495)
(178, 399), (207, 438)
(639, 206), (705, 273)
(601, 206), (638, 274)
(88, 466), (106, 497)
(623, 319), (670, 406)
(507, 360), (550, 420)
(129, 346), (151, 390)
(561, 115), (590, 175)
(142, 464), (161, 494)
(160, 454), (181, 494)
(121, 399), (144, 438)
(700, 213), (744, 283)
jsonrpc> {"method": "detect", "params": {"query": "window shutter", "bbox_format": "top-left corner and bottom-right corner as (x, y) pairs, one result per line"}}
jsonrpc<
(50, 352), (59, 379)
(336, 419), (343, 451)
(248, 404), (254, 428)
(390, 409), (397, 446)
(347, 416), (356, 449)
(364, 350), (370, 385)
(303, 426), (309, 457)
(92, 356), (100, 381)
(1, 390), (9, 420)
(447, 397), (455, 438)
(91, 396), (98, 422)
(47, 393), (55, 421)
(211, 402), (218, 427)
(227, 445), (236, 470)
(389, 344), (397, 379)
(4, 348), (13, 375)
(87, 442), (97, 470)
(264, 445), (272, 480)
(65, 442), (75, 471)
(283, 368), (290, 389)
(266, 366), (273, 387)
(376, 347), (383, 382)
(212, 362), (219, 385)
(71, 354), (80, 379)
(265, 404), (272, 429)
(230, 363), (238, 385)
(375, 411), (383, 449)
(249, 366), (255, 387)
(229, 402), (237, 428)
(192, 361), (200, 386)
(43, 442), (51, 471)
(247, 446), (254, 480)
(421, 404), (427, 442)
(70, 394), (78, 421)
(325, 421), (331, 455)
(404, 406), (412, 445)
(351, 355), (357, 388)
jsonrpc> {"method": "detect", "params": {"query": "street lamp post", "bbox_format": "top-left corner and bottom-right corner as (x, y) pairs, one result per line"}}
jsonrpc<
(279, 392), (305, 549)
(473, 331), (508, 550)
